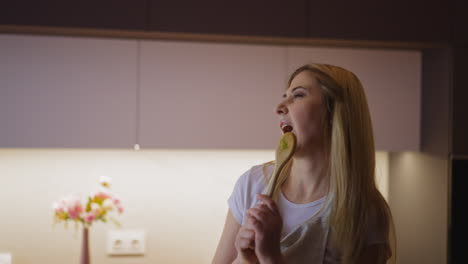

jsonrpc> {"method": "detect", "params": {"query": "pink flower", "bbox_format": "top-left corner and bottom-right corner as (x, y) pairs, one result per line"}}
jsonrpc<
(116, 204), (124, 214)
(65, 195), (84, 220)
(94, 188), (112, 200)
(52, 177), (124, 228)
(84, 212), (96, 224)
(112, 197), (121, 205)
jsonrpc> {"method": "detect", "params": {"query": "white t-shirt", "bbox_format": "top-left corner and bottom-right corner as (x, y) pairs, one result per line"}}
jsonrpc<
(228, 163), (387, 263)
(228, 163), (326, 237)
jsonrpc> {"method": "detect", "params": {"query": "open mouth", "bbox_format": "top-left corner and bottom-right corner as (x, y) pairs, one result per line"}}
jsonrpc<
(281, 124), (293, 134)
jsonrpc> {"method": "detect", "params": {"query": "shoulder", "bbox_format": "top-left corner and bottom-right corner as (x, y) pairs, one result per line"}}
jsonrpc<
(228, 162), (275, 223)
(238, 162), (274, 195)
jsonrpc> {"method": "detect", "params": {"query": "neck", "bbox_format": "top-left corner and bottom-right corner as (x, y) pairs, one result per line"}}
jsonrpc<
(281, 147), (330, 204)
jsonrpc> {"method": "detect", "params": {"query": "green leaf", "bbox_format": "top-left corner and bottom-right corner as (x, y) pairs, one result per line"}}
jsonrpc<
(108, 217), (122, 228)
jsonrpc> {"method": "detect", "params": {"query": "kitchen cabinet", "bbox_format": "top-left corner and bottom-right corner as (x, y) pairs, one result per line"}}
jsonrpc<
(1, 0), (457, 44)
(307, 0), (451, 43)
(421, 48), (451, 156)
(453, 0), (468, 44)
(450, 158), (468, 263)
(286, 46), (421, 151)
(148, 0), (307, 38)
(0, 1), (147, 31)
(0, 34), (137, 148)
(452, 45), (468, 156)
(139, 42), (421, 150)
(0, 34), (423, 150)
(138, 40), (286, 149)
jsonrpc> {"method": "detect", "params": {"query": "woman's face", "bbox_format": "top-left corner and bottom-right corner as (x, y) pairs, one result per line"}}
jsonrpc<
(276, 71), (328, 153)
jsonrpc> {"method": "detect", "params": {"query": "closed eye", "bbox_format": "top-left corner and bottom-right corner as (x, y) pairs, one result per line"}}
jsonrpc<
(293, 93), (305, 98)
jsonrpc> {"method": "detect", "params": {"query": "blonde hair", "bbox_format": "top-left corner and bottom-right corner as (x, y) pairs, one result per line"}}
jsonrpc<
(267, 63), (396, 264)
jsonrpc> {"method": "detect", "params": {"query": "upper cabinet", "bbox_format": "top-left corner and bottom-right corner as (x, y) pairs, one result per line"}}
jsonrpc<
(0, 34), (137, 148)
(138, 41), (286, 149)
(0, 0), (147, 30)
(148, 0), (308, 38)
(1, 0), (460, 44)
(287, 47), (421, 151)
(307, 0), (451, 43)
(453, 0), (468, 44)
(0, 34), (422, 151)
(452, 46), (468, 156)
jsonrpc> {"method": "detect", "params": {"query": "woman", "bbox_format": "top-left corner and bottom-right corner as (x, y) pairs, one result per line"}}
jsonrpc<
(213, 63), (396, 264)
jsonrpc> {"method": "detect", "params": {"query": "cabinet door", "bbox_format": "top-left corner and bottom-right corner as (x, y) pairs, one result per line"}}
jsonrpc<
(307, 0), (450, 43)
(451, 159), (468, 264)
(0, 34), (137, 148)
(452, 45), (468, 155)
(287, 47), (421, 151)
(453, 0), (468, 44)
(139, 41), (286, 149)
(0, 1), (147, 31)
(148, 0), (307, 38)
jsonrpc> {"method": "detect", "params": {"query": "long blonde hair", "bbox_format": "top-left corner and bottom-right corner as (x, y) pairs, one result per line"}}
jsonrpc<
(269, 63), (396, 264)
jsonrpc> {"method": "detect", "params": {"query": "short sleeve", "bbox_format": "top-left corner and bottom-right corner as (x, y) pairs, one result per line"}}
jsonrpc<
(227, 168), (251, 224)
(227, 164), (272, 225)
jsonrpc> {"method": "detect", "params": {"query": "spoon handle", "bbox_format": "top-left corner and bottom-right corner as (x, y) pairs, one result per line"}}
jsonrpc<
(264, 162), (285, 198)
(264, 132), (296, 198)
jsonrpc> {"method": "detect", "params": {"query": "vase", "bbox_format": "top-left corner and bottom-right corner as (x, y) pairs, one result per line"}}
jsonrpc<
(81, 227), (90, 264)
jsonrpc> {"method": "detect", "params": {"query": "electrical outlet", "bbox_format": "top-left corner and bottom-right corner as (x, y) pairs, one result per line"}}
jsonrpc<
(0, 253), (11, 264)
(107, 230), (145, 255)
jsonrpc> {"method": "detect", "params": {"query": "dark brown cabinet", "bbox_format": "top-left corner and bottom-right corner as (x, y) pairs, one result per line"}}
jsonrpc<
(307, 0), (451, 42)
(148, 0), (308, 38)
(2, 0), (465, 44)
(452, 45), (468, 156)
(450, 159), (468, 264)
(0, 0), (148, 30)
(453, 0), (468, 44)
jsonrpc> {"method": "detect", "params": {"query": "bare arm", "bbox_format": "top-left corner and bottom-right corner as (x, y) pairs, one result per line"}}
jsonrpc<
(212, 209), (241, 264)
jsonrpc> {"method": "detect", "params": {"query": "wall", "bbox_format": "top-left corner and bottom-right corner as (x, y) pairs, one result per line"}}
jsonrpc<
(389, 152), (448, 264)
(0, 149), (389, 264)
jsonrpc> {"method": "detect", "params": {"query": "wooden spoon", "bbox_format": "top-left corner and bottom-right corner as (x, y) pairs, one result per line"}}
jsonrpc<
(264, 132), (297, 198)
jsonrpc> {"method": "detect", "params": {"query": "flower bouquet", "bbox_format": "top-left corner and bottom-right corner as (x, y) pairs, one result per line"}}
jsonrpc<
(52, 176), (124, 264)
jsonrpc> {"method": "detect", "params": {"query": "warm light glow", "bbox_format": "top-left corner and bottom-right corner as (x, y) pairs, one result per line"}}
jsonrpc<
(376, 151), (389, 201)
(0, 148), (388, 263)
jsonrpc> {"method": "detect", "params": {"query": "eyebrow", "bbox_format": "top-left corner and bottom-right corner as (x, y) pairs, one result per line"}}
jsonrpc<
(282, 86), (308, 98)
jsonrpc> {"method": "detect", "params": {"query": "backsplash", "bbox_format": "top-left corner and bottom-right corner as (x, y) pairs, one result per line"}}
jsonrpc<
(0, 149), (388, 264)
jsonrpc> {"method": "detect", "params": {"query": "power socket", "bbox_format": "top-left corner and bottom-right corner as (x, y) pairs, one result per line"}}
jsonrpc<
(0, 253), (11, 264)
(107, 230), (146, 256)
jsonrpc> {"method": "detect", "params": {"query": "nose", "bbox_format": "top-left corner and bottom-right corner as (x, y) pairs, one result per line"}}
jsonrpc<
(275, 100), (288, 115)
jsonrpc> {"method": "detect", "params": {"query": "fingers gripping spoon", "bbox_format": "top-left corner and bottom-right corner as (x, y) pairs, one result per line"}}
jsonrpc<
(264, 132), (297, 198)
